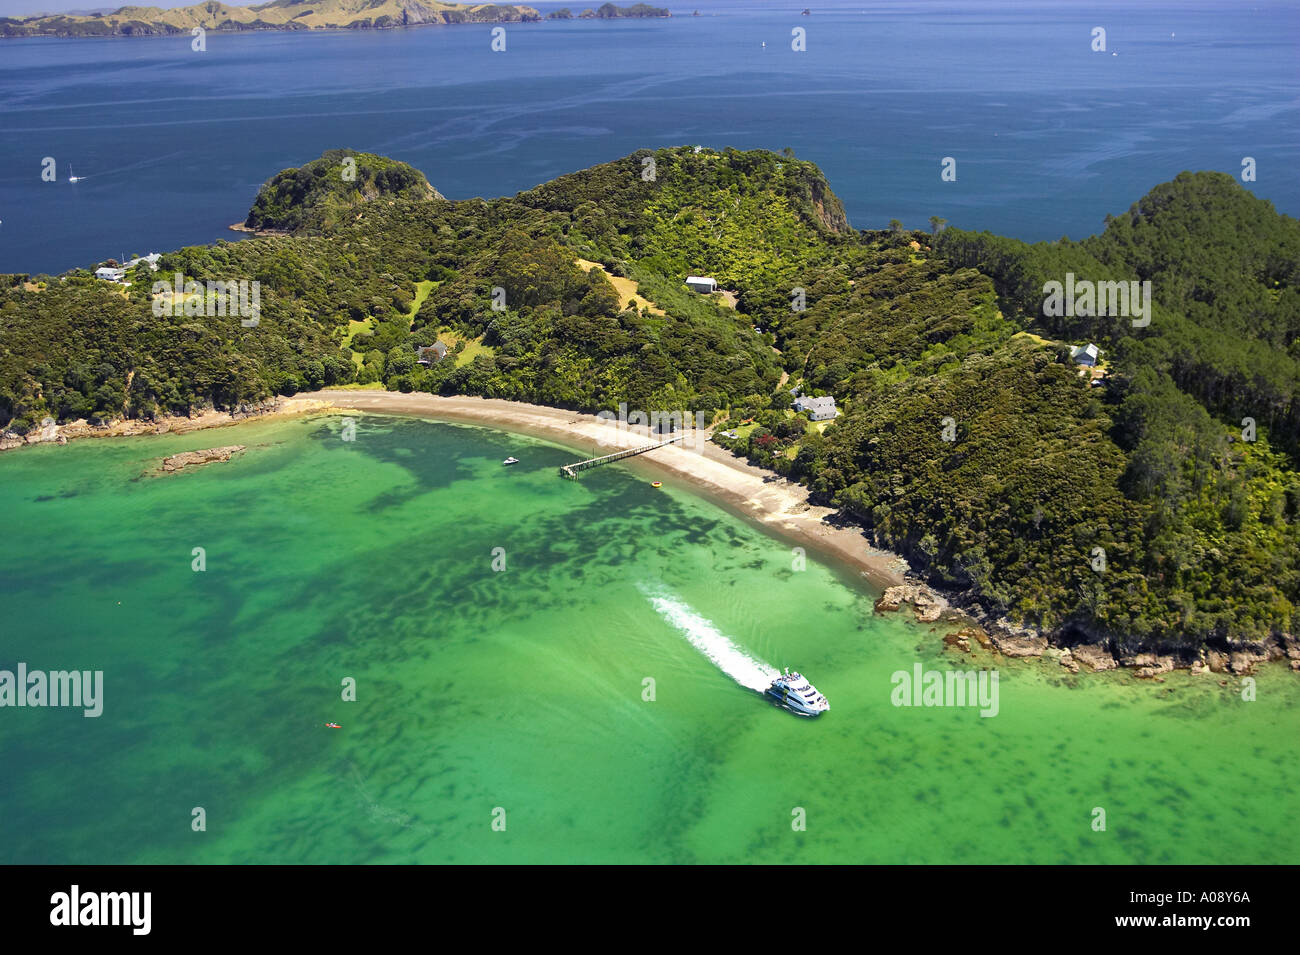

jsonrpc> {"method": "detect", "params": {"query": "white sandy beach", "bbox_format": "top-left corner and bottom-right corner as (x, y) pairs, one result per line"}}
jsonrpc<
(296, 389), (912, 591)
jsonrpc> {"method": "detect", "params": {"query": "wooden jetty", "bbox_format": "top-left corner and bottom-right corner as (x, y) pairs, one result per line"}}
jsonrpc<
(559, 435), (683, 479)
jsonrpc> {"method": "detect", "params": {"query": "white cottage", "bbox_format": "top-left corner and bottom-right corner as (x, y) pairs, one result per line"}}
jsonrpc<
(126, 253), (161, 271)
(1071, 343), (1100, 367)
(685, 275), (718, 294)
(416, 341), (449, 364)
(794, 394), (838, 421)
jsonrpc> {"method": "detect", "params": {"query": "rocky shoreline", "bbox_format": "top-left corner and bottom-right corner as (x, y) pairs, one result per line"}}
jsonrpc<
(873, 580), (1300, 678)
(0, 396), (337, 453)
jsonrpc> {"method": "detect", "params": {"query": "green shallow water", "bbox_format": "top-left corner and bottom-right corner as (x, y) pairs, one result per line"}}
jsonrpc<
(1, 413), (1296, 864)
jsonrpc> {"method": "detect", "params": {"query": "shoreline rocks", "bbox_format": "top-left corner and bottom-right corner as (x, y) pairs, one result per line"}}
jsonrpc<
(1120, 652), (1177, 680)
(0, 430), (66, 450)
(1, 397), (338, 454)
(874, 582), (948, 623)
(1070, 643), (1117, 672)
(876, 577), (1297, 679)
(988, 630), (1049, 658)
(158, 445), (247, 473)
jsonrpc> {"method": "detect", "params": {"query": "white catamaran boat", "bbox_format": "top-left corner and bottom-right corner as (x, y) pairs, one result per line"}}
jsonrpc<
(502, 456), (519, 466)
(766, 668), (829, 717)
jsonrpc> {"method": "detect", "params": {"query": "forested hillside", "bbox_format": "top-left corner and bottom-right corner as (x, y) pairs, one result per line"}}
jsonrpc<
(243, 150), (442, 233)
(928, 174), (1299, 650)
(1, 148), (1296, 659)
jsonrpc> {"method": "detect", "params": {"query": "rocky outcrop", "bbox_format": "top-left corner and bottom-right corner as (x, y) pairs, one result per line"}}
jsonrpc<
(989, 630), (1048, 658)
(0, 428), (66, 450)
(159, 445), (246, 473)
(903, 568), (1298, 678)
(942, 628), (974, 653)
(1120, 651), (1177, 680)
(972, 614), (1046, 658)
(1286, 636), (1300, 672)
(804, 171), (850, 234)
(1071, 643), (1117, 672)
(1, 397), (337, 455)
(875, 583), (948, 623)
(1204, 635), (1292, 675)
(1229, 648), (1270, 674)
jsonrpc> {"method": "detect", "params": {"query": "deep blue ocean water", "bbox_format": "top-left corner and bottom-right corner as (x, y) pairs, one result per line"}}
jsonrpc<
(0, 0), (1297, 275)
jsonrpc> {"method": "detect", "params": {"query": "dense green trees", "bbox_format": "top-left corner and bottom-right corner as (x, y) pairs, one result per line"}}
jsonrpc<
(924, 171), (1299, 650)
(2, 149), (1296, 656)
(244, 150), (438, 232)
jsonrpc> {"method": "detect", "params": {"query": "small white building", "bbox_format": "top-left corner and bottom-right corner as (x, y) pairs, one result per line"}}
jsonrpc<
(685, 275), (717, 294)
(416, 341), (449, 364)
(1072, 343), (1100, 367)
(126, 253), (161, 271)
(95, 266), (126, 283)
(794, 394), (838, 421)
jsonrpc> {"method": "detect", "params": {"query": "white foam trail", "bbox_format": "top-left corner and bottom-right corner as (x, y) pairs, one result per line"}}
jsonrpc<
(640, 586), (778, 692)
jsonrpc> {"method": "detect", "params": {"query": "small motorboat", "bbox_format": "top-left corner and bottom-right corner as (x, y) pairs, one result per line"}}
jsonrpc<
(766, 668), (829, 717)
(502, 457), (519, 466)
(325, 722), (342, 729)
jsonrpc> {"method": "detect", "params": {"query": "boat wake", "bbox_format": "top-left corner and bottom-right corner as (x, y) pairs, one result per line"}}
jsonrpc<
(639, 585), (778, 693)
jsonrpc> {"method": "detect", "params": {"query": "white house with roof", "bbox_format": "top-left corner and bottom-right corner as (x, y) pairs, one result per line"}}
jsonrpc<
(126, 253), (161, 271)
(794, 394), (838, 421)
(685, 275), (717, 294)
(416, 341), (449, 364)
(1071, 343), (1100, 366)
(94, 252), (160, 285)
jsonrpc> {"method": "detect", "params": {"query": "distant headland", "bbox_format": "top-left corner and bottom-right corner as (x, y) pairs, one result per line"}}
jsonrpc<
(0, 1), (671, 39)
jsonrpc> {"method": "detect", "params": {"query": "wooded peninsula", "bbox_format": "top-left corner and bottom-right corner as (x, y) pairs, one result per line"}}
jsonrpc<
(2, 145), (1297, 668)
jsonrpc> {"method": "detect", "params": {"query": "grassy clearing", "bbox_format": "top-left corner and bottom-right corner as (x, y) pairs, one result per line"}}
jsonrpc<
(1011, 331), (1053, 347)
(406, 280), (437, 326)
(576, 258), (665, 315)
(341, 279), (439, 364)
(430, 324), (496, 367)
(455, 339), (493, 366)
(342, 318), (372, 350)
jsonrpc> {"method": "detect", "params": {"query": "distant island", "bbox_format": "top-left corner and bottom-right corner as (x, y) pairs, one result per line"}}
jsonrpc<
(547, 4), (669, 19)
(0, 0), (668, 38)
